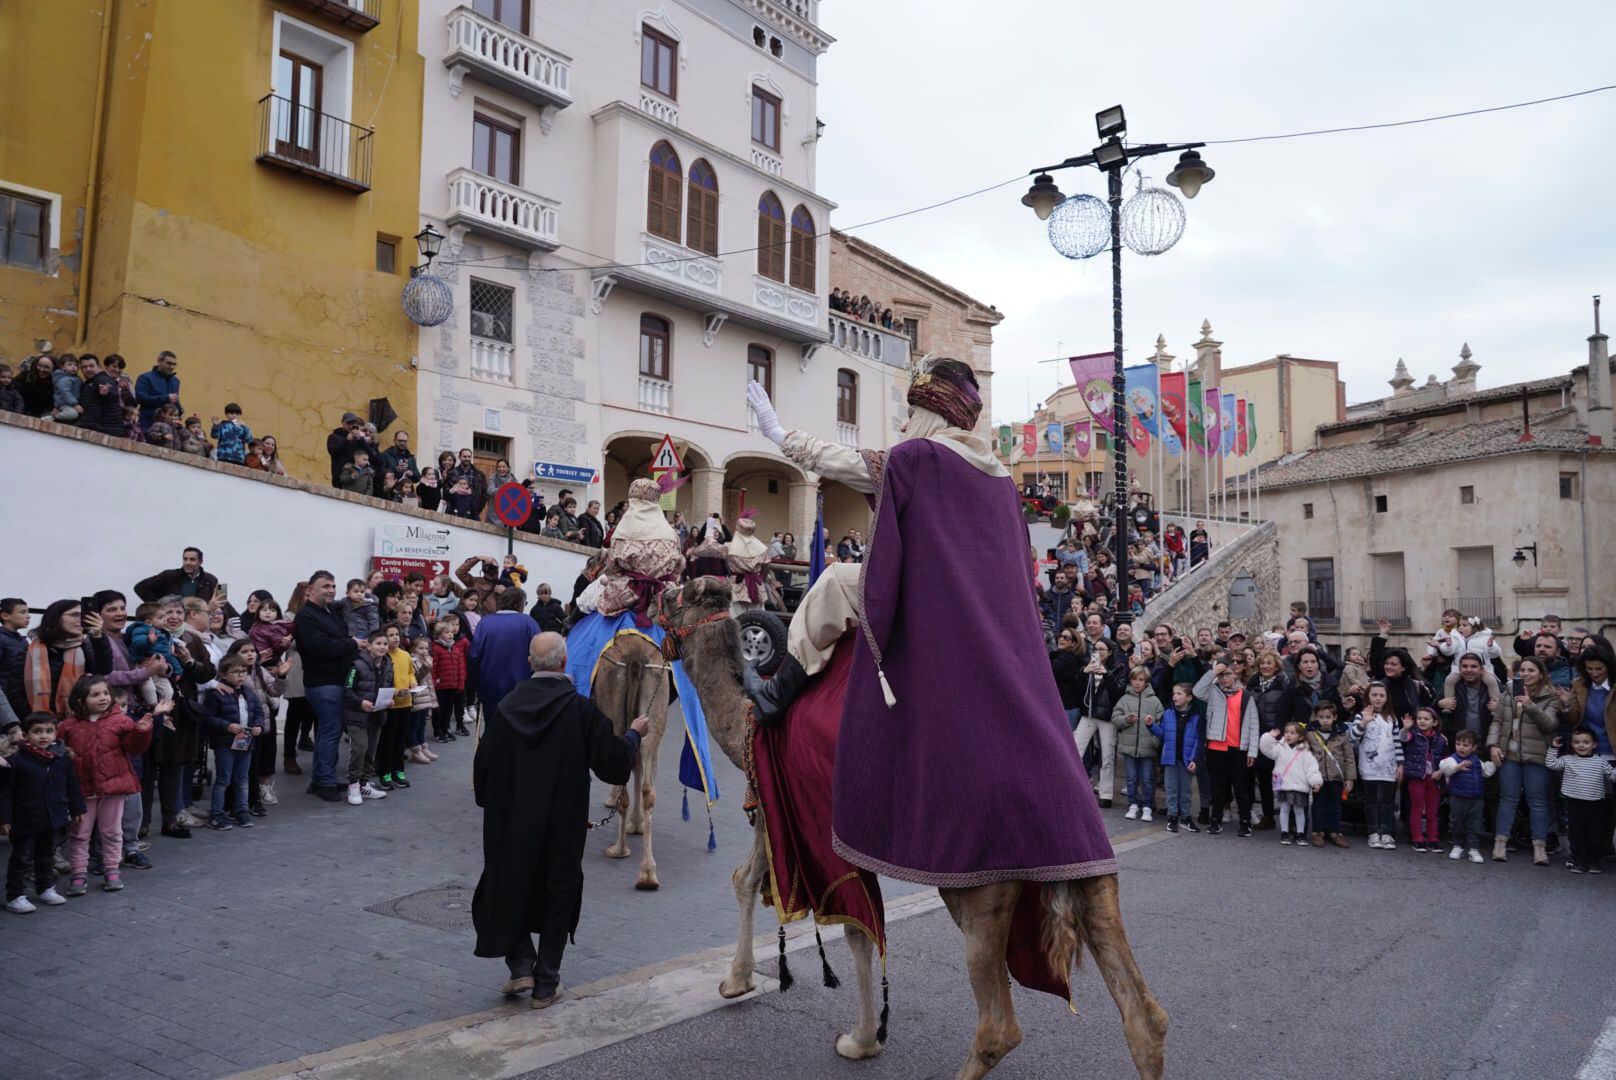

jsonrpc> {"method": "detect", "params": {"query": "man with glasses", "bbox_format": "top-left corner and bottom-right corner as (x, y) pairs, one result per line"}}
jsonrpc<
(134, 350), (180, 430)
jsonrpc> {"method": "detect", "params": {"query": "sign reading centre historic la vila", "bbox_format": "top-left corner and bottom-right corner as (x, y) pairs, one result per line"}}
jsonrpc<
(372, 522), (452, 580)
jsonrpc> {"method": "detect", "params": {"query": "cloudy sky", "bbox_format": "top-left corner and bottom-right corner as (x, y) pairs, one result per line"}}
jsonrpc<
(812, 0), (1614, 424)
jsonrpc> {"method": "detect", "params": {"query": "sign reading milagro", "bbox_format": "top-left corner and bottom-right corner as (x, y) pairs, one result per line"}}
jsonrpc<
(373, 522), (453, 580)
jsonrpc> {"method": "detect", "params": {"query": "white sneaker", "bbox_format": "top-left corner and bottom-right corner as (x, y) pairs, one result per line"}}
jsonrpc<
(6, 896), (36, 914)
(260, 781), (278, 807)
(1124, 804), (1140, 820)
(174, 811), (199, 828)
(1141, 807), (1154, 822)
(1368, 834), (1382, 849)
(1295, 835), (1310, 846)
(346, 783), (363, 806)
(1467, 848), (1485, 864)
(1448, 845), (1464, 860)
(1382, 837), (1397, 851)
(361, 782), (388, 800)
(36, 888), (66, 906)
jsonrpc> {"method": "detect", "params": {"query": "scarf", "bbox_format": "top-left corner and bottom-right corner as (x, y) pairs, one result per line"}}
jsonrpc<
(26, 639), (84, 717)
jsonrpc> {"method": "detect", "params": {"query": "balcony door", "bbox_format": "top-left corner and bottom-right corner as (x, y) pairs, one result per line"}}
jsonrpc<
(1455, 547), (1496, 623)
(472, 0), (529, 33)
(273, 50), (323, 165)
(1370, 552), (1407, 623)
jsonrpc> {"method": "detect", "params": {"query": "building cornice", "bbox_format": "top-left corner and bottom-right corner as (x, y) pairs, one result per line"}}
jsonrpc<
(733, 0), (835, 55)
(832, 229), (1002, 324)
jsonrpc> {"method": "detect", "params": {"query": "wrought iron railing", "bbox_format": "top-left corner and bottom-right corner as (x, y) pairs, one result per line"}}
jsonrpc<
(256, 94), (374, 193)
(1360, 600), (1411, 628)
(285, 0), (379, 31)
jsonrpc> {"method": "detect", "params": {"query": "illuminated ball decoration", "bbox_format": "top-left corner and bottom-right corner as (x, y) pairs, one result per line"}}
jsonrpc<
(1120, 186), (1187, 256)
(402, 274), (454, 327)
(1047, 194), (1111, 260)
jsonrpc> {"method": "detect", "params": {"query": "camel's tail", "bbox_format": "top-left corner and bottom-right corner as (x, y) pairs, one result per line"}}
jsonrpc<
(1041, 879), (1089, 983)
(618, 652), (646, 737)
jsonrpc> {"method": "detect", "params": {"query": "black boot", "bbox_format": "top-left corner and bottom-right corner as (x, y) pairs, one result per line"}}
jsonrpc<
(744, 654), (809, 728)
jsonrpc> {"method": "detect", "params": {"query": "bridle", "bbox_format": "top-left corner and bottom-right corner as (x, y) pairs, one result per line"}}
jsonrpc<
(655, 580), (733, 661)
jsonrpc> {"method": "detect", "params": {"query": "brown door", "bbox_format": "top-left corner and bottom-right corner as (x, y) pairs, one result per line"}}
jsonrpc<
(274, 50), (323, 165)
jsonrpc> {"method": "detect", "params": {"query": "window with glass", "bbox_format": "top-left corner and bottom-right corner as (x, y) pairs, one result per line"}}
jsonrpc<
(748, 345), (774, 397)
(751, 87), (781, 150)
(902, 317), (920, 350)
(647, 141), (682, 243)
(375, 235), (397, 274)
(0, 191), (47, 270)
(640, 314), (671, 380)
(473, 112), (520, 185)
(757, 192), (785, 281)
(469, 279), (515, 343)
(686, 159), (718, 255)
(472, 0), (529, 32)
(641, 26), (677, 99)
(788, 205), (815, 291)
(272, 50), (323, 164)
(836, 369), (857, 425)
(1305, 558), (1336, 621)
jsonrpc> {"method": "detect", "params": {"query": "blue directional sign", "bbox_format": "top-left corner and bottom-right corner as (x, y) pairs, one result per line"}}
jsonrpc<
(533, 461), (597, 485)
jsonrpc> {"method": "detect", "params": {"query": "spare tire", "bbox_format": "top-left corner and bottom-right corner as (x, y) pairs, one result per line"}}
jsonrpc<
(735, 609), (788, 677)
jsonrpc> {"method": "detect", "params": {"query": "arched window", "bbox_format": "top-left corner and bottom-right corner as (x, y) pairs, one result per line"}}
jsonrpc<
(639, 314), (671, 380)
(756, 192), (785, 282)
(748, 344), (774, 396)
(836, 368), (857, 425)
(647, 141), (682, 243)
(788, 205), (815, 291)
(686, 159), (718, 255)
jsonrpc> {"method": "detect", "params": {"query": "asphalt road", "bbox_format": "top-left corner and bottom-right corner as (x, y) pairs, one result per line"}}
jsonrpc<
(528, 828), (1616, 1080)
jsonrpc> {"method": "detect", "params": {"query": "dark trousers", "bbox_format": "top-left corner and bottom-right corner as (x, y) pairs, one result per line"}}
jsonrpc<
(507, 932), (568, 994)
(1567, 797), (1608, 869)
(6, 827), (56, 899)
(143, 759), (192, 826)
(377, 711), (410, 777)
(1207, 747), (1251, 822)
(1248, 752), (1276, 822)
(1364, 780), (1397, 837)
(1313, 780), (1344, 834)
(1450, 795), (1486, 850)
(433, 689), (464, 738)
(284, 697), (315, 757)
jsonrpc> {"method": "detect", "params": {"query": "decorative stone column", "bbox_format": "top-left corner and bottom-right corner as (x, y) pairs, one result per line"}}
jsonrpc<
(788, 481), (818, 549)
(690, 467), (725, 521)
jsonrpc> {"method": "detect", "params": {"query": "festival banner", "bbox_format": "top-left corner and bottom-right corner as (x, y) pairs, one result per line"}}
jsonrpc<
(1187, 377), (1204, 456)
(1124, 363), (1160, 436)
(998, 424), (1014, 458)
(1068, 352), (1116, 432)
(1072, 420), (1092, 458)
(1159, 371), (1188, 442)
(1247, 402), (1258, 453)
(1235, 397), (1249, 455)
(1221, 392), (1237, 455)
(1160, 418), (1183, 456)
(1046, 422), (1064, 455)
(1022, 423), (1037, 456)
(1127, 412), (1151, 455)
(1203, 386), (1221, 457)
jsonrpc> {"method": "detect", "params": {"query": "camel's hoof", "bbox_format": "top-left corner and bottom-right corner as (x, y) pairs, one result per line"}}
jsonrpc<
(835, 1034), (884, 1061)
(718, 977), (756, 999)
(605, 845), (631, 860)
(634, 875), (661, 891)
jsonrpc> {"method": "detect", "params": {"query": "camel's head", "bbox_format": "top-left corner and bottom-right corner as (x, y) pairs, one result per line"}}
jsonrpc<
(657, 576), (729, 631)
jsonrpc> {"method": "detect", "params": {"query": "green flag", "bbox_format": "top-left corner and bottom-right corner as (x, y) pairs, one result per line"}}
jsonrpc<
(1187, 377), (1204, 454)
(1246, 402), (1257, 453)
(998, 424), (1014, 457)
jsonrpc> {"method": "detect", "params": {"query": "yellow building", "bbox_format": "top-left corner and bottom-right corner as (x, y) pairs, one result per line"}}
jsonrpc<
(0, 0), (423, 481)
(996, 382), (1111, 502)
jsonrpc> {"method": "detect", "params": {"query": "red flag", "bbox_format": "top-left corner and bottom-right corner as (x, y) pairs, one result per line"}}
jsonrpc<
(1127, 412), (1151, 455)
(1159, 372), (1188, 441)
(1022, 423), (1036, 456)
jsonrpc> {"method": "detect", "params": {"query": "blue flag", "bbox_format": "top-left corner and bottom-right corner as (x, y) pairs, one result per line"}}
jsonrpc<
(809, 491), (826, 587)
(1124, 363), (1160, 436)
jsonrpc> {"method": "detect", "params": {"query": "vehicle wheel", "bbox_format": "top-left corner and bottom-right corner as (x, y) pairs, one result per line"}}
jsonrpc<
(735, 609), (788, 676)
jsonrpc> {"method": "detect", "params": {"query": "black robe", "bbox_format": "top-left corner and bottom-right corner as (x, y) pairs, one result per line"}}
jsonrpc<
(471, 675), (639, 958)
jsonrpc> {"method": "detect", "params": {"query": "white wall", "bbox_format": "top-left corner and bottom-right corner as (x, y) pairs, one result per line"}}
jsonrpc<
(0, 420), (588, 612)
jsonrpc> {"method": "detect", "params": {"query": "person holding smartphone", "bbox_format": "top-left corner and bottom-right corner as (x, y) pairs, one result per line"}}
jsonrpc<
(1485, 656), (1564, 864)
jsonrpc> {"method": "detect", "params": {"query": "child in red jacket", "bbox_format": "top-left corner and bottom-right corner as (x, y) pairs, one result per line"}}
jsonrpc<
(430, 614), (471, 742)
(57, 676), (158, 896)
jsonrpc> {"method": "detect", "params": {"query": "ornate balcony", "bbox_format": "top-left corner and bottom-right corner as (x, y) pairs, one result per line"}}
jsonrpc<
(644, 234), (721, 295)
(751, 148), (783, 177)
(255, 94), (373, 193)
(285, 0), (379, 32)
(638, 376), (672, 416)
(445, 168), (560, 251)
(828, 313), (909, 369)
(639, 91), (679, 128)
(444, 7), (573, 115)
(836, 421), (858, 447)
(469, 337), (515, 384)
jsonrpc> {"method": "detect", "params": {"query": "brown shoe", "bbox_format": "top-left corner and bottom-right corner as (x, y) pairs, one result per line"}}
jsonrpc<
(500, 976), (534, 998)
(531, 982), (563, 1010)
(1329, 833), (1349, 849)
(1309, 832), (1324, 848)
(282, 758), (302, 776)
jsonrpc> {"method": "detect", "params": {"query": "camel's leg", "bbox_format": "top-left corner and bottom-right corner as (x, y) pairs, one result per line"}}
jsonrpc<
(1078, 876), (1168, 1080)
(834, 927), (882, 1060)
(719, 820), (766, 998)
(941, 883), (1023, 1080)
(635, 734), (661, 890)
(604, 775), (631, 859)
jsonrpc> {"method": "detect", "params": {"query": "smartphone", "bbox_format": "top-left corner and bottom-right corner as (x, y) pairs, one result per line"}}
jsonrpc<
(80, 596), (96, 617)
(215, 583), (229, 603)
(1510, 677), (1524, 696)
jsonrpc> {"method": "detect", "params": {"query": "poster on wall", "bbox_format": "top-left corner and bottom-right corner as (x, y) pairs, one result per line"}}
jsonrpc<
(372, 522), (452, 580)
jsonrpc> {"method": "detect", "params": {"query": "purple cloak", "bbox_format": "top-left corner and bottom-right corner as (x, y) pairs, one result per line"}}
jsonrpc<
(831, 439), (1117, 887)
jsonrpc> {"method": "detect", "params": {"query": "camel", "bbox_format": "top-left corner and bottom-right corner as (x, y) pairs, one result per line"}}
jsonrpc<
(661, 577), (1168, 1080)
(590, 629), (671, 891)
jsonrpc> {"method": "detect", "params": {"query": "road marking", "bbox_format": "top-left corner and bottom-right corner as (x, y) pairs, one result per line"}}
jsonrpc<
(1577, 1016), (1616, 1080)
(227, 825), (1171, 1080)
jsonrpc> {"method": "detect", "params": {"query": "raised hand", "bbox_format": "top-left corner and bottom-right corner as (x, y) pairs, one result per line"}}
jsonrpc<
(746, 381), (787, 446)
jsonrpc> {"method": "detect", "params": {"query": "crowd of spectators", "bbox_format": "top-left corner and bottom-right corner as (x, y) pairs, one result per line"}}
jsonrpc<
(829, 288), (900, 331)
(1040, 500), (1210, 631)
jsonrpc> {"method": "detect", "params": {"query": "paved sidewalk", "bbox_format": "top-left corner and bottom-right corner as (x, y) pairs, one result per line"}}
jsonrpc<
(1, 704), (876, 1080)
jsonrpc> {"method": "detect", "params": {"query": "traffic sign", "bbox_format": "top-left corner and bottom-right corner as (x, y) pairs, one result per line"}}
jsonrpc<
(533, 461), (597, 485)
(493, 482), (532, 528)
(651, 434), (683, 473)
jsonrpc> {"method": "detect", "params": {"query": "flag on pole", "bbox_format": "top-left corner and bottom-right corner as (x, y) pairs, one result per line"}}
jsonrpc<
(1160, 419), (1183, 456)
(1072, 420), (1092, 458)
(1160, 372), (1188, 442)
(1247, 402), (1258, 454)
(1203, 386), (1221, 457)
(1187, 377), (1205, 456)
(1127, 412), (1151, 455)
(1235, 397), (1249, 455)
(1069, 352), (1116, 432)
(1046, 422), (1064, 455)
(1221, 392), (1237, 455)
(998, 424), (1014, 458)
(1124, 363), (1160, 438)
(808, 491), (826, 586)
(1022, 423), (1036, 456)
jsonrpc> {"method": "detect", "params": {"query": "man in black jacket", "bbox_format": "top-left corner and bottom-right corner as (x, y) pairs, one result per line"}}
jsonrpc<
(134, 548), (218, 603)
(472, 632), (648, 1008)
(76, 356), (127, 437)
(293, 571), (360, 801)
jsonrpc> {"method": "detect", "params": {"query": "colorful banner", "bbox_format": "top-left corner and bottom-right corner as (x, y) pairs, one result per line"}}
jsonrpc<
(1203, 386), (1221, 457)
(1022, 423), (1037, 456)
(1124, 363), (1160, 436)
(1159, 372), (1188, 442)
(1160, 418), (1183, 456)
(1235, 397), (1249, 455)
(1127, 412), (1151, 455)
(998, 424), (1014, 458)
(1069, 352), (1116, 432)
(1221, 392), (1237, 455)
(1187, 377), (1204, 456)
(1072, 420), (1092, 458)
(1247, 402), (1258, 453)
(1046, 422), (1064, 455)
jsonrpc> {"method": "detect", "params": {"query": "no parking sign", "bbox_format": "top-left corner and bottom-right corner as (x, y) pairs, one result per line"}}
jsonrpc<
(493, 482), (531, 528)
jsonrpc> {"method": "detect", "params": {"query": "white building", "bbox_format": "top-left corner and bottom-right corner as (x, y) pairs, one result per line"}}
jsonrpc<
(414, 0), (913, 539)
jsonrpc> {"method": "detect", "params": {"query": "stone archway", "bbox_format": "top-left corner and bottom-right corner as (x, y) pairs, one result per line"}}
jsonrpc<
(722, 451), (810, 541)
(821, 479), (872, 555)
(602, 431), (714, 525)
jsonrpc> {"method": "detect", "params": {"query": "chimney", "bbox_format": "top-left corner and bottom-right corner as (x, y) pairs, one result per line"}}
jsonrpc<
(1589, 295), (1612, 446)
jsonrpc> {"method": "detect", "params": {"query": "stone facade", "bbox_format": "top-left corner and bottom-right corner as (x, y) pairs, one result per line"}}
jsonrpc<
(1139, 522), (1282, 638)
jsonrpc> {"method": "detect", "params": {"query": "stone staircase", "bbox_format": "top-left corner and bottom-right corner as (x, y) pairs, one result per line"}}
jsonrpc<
(1137, 520), (1281, 634)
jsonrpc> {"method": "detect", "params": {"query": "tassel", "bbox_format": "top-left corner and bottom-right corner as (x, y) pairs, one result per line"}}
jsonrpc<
(877, 668), (897, 708)
(776, 926), (794, 991)
(681, 789), (690, 821)
(707, 821), (717, 852)
(815, 925), (840, 988)
(877, 975), (890, 1044)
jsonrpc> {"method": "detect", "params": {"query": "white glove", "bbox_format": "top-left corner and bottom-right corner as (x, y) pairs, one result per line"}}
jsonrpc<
(747, 381), (786, 446)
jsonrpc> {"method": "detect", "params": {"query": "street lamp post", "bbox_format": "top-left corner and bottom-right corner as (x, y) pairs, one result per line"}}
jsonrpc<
(1022, 105), (1214, 627)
